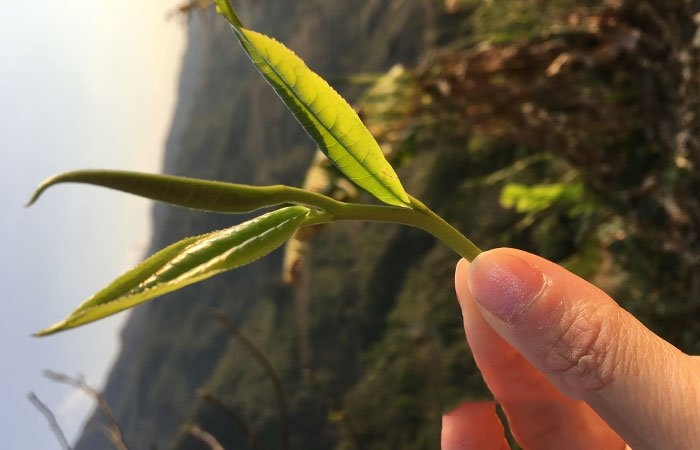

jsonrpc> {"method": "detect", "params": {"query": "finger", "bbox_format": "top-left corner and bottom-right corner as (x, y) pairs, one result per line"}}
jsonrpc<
(456, 259), (623, 449)
(441, 401), (509, 450)
(466, 248), (700, 450)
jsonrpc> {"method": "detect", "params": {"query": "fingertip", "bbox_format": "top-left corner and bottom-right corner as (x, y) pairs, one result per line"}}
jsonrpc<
(455, 258), (470, 280)
(454, 258), (471, 304)
(466, 249), (547, 323)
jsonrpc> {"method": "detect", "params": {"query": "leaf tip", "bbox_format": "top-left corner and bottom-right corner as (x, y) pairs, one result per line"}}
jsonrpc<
(33, 325), (58, 337)
(33, 316), (73, 337)
(25, 190), (42, 208)
(214, 0), (243, 27)
(26, 174), (65, 207)
(25, 180), (53, 207)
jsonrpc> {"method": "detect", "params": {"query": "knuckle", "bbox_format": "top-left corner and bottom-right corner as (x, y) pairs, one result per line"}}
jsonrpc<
(542, 303), (621, 394)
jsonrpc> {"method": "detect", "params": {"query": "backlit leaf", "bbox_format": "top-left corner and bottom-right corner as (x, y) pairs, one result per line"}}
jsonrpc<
(36, 206), (310, 336)
(216, 2), (410, 207)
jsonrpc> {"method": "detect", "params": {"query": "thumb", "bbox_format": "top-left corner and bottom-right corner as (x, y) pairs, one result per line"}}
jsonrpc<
(465, 248), (700, 450)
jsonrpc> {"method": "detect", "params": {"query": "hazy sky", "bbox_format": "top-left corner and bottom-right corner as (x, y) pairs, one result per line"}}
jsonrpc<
(1, 1), (185, 447)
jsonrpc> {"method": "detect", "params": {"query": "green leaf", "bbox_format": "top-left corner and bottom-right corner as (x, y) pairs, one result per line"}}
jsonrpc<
(217, 5), (410, 208)
(28, 170), (294, 213)
(35, 206), (310, 336)
(500, 182), (584, 214)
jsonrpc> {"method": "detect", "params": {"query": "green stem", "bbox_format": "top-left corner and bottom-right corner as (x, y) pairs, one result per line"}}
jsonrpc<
(408, 195), (482, 261)
(302, 195), (482, 262)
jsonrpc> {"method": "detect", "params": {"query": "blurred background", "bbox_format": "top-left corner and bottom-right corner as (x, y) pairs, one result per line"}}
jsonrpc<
(2, 0), (699, 449)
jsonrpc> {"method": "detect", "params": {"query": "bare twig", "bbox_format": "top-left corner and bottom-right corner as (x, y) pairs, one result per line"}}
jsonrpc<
(27, 392), (72, 450)
(197, 389), (266, 450)
(43, 370), (129, 450)
(208, 309), (290, 450)
(186, 423), (225, 450)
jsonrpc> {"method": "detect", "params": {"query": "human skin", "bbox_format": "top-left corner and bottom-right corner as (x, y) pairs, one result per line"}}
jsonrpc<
(444, 248), (700, 450)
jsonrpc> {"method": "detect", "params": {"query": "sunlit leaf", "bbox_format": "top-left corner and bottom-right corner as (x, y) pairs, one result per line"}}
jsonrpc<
(215, 1), (410, 208)
(500, 182), (584, 214)
(36, 206), (310, 336)
(28, 170), (297, 213)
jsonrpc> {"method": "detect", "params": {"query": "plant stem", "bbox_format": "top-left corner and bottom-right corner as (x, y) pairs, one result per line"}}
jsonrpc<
(302, 196), (482, 261)
(408, 195), (483, 261)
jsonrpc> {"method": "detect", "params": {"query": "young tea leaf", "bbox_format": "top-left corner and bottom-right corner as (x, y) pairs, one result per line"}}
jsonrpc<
(28, 170), (303, 213)
(218, 4), (410, 208)
(36, 206), (311, 336)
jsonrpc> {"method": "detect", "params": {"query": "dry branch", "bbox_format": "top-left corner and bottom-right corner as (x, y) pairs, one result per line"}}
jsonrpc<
(43, 370), (129, 450)
(27, 392), (71, 450)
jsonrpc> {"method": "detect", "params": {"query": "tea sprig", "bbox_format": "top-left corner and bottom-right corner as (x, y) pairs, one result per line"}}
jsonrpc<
(30, 1), (480, 336)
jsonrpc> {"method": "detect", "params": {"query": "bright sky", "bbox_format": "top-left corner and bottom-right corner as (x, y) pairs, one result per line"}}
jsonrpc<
(0, 1), (185, 448)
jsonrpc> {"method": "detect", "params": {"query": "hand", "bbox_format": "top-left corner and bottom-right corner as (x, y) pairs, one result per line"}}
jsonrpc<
(444, 248), (700, 450)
